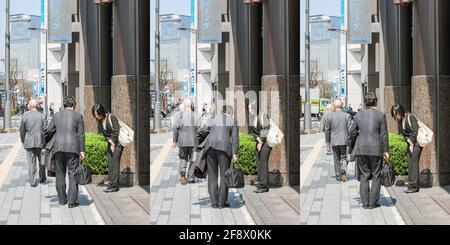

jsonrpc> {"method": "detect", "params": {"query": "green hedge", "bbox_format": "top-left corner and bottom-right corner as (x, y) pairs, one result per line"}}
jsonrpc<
(389, 133), (408, 176)
(235, 134), (257, 176)
(85, 132), (109, 175)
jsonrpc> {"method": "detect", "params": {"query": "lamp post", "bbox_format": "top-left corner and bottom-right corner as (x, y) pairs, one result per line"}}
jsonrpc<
(28, 27), (48, 117)
(304, 2), (331, 134)
(154, 2), (181, 132)
(178, 27), (198, 110)
(328, 28), (348, 107)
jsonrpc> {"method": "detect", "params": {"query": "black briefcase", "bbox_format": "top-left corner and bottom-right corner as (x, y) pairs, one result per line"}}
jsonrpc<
(75, 162), (92, 185)
(224, 166), (245, 189)
(381, 160), (396, 187)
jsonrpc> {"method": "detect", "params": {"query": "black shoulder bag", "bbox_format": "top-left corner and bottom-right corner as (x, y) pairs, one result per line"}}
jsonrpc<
(75, 161), (92, 185)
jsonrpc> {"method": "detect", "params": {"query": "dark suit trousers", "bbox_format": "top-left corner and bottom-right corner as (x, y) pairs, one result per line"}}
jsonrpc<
(54, 152), (79, 204)
(256, 143), (272, 189)
(107, 144), (124, 189)
(408, 145), (423, 190)
(332, 146), (348, 176)
(206, 149), (231, 206)
(179, 147), (195, 179)
(25, 148), (46, 184)
(357, 156), (382, 206)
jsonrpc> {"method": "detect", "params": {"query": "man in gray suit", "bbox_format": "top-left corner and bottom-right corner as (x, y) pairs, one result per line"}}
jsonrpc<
(350, 92), (389, 209)
(173, 99), (199, 184)
(320, 104), (334, 155)
(325, 100), (352, 182)
(20, 99), (47, 187)
(44, 96), (85, 208)
(200, 105), (239, 209)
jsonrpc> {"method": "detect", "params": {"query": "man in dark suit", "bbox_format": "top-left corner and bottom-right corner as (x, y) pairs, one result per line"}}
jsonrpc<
(173, 99), (200, 184)
(350, 92), (389, 209)
(325, 100), (352, 182)
(44, 96), (85, 208)
(200, 105), (239, 209)
(20, 99), (47, 187)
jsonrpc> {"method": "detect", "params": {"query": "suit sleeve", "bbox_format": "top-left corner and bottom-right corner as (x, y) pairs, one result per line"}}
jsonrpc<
(19, 117), (26, 144)
(232, 121), (239, 157)
(381, 114), (389, 154)
(349, 115), (359, 144)
(109, 115), (120, 145)
(44, 117), (56, 140)
(78, 115), (85, 153)
(325, 116), (331, 144)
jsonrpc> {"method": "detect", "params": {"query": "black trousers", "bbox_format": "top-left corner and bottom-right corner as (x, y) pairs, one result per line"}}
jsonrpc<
(332, 146), (348, 177)
(179, 147), (195, 179)
(256, 143), (272, 189)
(357, 155), (382, 207)
(206, 149), (231, 206)
(408, 145), (423, 190)
(54, 152), (79, 205)
(107, 144), (124, 189)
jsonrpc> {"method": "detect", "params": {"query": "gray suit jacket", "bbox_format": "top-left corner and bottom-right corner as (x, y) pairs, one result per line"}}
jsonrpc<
(173, 111), (200, 148)
(350, 108), (389, 157)
(325, 110), (352, 147)
(44, 109), (85, 155)
(200, 114), (239, 158)
(20, 111), (46, 149)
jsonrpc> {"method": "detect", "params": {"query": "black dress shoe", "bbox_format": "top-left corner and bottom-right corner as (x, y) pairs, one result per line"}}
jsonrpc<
(404, 188), (419, 194)
(59, 201), (67, 206)
(219, 202), (230, 209)
(369, 203), (381, 209)
(254, 181), (263, 187)
(254, 188), (269, 193)
(69, 203), (80, 209)
(39, 178), (46, 184)
(211, 204), (219, 209)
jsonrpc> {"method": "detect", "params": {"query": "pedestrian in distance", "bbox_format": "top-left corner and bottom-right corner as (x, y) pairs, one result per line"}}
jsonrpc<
(248, 101), (272, 193)
(172, 99), (200, 185)
(199, 105), (239, 209)
(19, 99), (47, 187)
(320, 104), (334, 155)
(350, 92), (389, 209)
(391, 104), (423, 194)
(44, 96), (85, 208)
(325, 100), (352, 182)
(92, 104), (124, 193)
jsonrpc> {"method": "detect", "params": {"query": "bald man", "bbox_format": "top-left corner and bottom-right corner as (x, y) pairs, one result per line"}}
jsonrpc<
(325, 100), (352, 182)
(20, 99), (47, 187)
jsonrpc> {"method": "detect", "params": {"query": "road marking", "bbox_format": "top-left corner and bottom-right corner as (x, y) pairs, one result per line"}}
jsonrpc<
(0, 139), (22, 188)
(150, 138), (173, 187)
(300, 138), (325, 189)
(80, 186), (106, 225)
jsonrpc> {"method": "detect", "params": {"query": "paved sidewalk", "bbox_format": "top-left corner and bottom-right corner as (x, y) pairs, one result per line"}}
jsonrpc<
(387, 185), (450, 225)
(240, 185), (300, 225)
(301, 133), (406, 225)
(86, 185), (149, 225)
(150, 133), (255, 225)
(0, 143), (105, 225)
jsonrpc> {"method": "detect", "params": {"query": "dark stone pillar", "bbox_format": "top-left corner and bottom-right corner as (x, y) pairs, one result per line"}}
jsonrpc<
(261, 0), (300, 186)
(380, 1), (412, 133)
(411, 0), (450, 186)
(79, 1), (113, 132)
(112, 0), (150, 186)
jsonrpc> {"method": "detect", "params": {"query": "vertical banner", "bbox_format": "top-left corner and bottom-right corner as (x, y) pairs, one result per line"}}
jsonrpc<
(198, 0), (222, 43)
(48, 0), (72, 43)
(190, 0), (197, 97)
(340, 0), (346, 99)
(348, 0), (372, 44)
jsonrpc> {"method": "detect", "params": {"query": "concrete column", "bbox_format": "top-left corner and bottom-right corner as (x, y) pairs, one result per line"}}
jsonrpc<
(261, 0), (300, 186)
(112, 0), (150, 186)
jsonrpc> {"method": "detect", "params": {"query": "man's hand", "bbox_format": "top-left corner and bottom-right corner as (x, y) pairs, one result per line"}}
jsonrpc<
(383, 152), (390, 161)
(232, 155), (238, 163)
(80, 152), (85, 161)
(172, 142), (177, 148)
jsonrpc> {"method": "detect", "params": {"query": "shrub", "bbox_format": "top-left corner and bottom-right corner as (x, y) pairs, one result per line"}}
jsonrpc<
(389, 133), (408, 176)
(84, 132), (109, 175)
(235, 133), (257, 176)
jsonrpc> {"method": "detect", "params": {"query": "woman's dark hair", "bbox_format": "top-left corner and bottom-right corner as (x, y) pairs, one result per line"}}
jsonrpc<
(92, 104), (107, 119)
(364, 92), (378, 107)
(391, 104), (405, 118)
(63, 96), (76, 108)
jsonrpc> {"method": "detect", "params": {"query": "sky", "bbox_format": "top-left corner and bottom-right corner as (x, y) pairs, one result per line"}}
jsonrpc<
(0, 0), (341, 63)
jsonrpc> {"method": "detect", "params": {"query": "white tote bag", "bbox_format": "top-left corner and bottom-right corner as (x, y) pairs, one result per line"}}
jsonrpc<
(408, 114), (433, 147)
(109, 115), (135, 147)
(267, 120), (284, 147)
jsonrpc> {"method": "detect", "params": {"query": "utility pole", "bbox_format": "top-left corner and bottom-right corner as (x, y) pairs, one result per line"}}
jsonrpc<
(154, 0), (162, 132)
(304, 0), (312, 133)
(3, 0), (13, 133)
